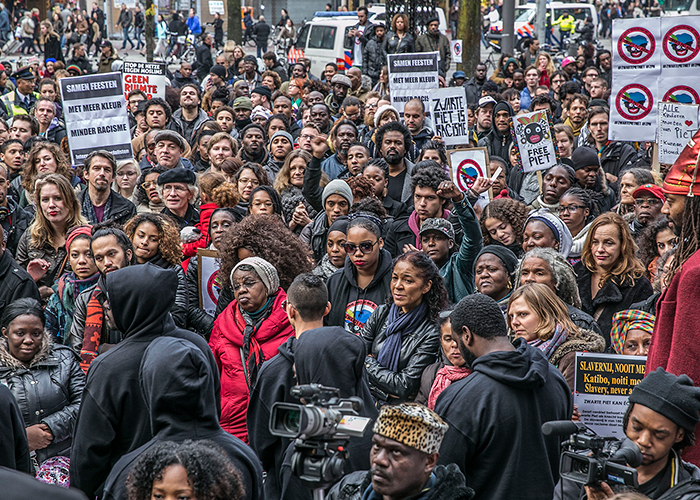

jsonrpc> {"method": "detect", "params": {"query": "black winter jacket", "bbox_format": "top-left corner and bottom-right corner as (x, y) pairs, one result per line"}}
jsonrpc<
(385, 31), (414, 54)
(185, 257), (214, 338)
(1, 466), (87, 499)
(300, 210), (330, 264)
(102, 336), (262, 500)
(478, 101), (514, 163)
(79, 189), (137, 226)
(0, 380), (31, 473)
(436, 338), (572, 500)
(5, 197), (32, 257)
(598, 140), (637, 180)
(383, 210), (464, 258)
(363, 36), (387, 81)
(574, 261), (653, 346)
(361, 303), (441, 402)
(0, 334), (85, 465)
(252, 21), (271, 46)
(15, 230), (67, 289)
(326, 249), (393, 334)
(0, 250), (40, 321)
(69, 265), (219, 499)
(464, 77), (485, 104)
(327, 464), (475, 500)
(194, 43), (213, 80)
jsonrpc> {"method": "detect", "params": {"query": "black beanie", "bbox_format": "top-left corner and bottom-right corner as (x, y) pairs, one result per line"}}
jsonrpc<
(474, 245), (518, 277)
(629, 367), (700, 432)
(571, 146), (601, 171)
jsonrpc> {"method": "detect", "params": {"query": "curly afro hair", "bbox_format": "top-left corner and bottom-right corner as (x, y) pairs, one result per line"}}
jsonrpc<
(218, 214), (313, 290)
(411, 160), (450, 194)
(124, 213), (183, 267)
(479, 198), (529, 246)
(126, 440), (244, 500)
(637, 217), (675, 272)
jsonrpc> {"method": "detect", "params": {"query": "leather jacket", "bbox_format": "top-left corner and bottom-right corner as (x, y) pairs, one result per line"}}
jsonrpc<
(361, 304), (440, 402)
(0, 336), (85, 465)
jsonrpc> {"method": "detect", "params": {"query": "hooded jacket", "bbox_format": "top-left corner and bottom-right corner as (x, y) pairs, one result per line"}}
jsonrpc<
(478, 101), (514, 163)
(361, 304), (441, 402)
(0, 329), (85, 465)
(435, 338), (572, 500)
(209, 288), (293, 442)
(102, 336), (263, 500)
(247, 336), (297, 500)
(69, 264), (219, 499)
(326, 249), (393, 334)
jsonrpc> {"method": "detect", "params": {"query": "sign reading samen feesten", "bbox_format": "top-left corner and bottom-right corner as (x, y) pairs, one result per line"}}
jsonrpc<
(60, 72), (133, 166)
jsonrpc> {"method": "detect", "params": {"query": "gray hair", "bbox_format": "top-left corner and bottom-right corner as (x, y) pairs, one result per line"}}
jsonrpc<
(514, 247), (582, 309)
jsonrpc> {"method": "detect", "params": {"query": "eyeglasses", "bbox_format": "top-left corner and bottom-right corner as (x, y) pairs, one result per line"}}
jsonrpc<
(557, 204), (585, 214)
(299, 134), (316, 141)
(141, 181), (156, 189)
(344, 239), (379, 254)
(366, 103), (378, 110)
(163, 185), (188, 194)
(634, 197), (662, 206)
(232, 278), (260, 291)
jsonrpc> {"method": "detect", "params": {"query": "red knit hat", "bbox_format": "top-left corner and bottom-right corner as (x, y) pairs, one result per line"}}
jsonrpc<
(664, 128), (700, 197)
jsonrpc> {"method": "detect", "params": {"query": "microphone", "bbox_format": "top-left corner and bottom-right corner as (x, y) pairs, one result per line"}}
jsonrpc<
(541, 420), (587, 436)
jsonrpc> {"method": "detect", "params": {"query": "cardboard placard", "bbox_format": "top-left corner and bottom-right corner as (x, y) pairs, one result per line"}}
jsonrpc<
(122, 61), (166, 101)
(657, 101), (699, 164)
(388, 52), (439, 116)
(513, 110), (557, 173)
(59, 72), (133, 166)
(447, 147), (490, 204)
(428, 87), (469, 147)
(451, 40), (463, 64)
(574, 353), (647, 439)
(197, 248), (221, 316)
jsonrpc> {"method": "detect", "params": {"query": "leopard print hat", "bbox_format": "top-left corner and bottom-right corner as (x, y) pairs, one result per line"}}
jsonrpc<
(373, 403), (449, 454)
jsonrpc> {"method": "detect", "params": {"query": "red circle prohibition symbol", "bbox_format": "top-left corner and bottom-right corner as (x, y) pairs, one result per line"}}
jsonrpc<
(663, 25), (700, 63)
(618, 27), (655, 65)
(663, 85), (700, 104)
(615, 83), (654, 121)
(455, 159), (483, 192)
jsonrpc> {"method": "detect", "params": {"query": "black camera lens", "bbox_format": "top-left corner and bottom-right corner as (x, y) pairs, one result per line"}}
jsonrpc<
(572, 460), (589, 474)
(283, 408), (301, 433)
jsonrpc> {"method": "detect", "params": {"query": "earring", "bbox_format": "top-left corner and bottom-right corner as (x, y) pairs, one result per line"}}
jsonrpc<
(507, 280), (513, 290)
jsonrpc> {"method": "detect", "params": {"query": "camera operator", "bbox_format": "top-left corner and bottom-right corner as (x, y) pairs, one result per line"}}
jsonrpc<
(563, 368), (700, 500)
(327, 403), (474, 500)
(247, 273), (377, 500)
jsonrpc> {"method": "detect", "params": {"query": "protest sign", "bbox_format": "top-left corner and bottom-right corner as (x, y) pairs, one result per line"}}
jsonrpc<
(209, 0), (225, 14)
(428, 87), (469, 147)
(661, 16), (700, 74)
(658, 101), (699, 164)
(574, 353), (647, 439)
(451, 40), (463, 64)
(198, 249), (221, 316)
(609, 77), (658, 141)
(388, 52), (439, 116)
(122, 61), (166, 101)
(447, 148), (490, 203)
(612, 18), (661, 74)
(60, 72), (132, 165)
(512, 110), (557, 172)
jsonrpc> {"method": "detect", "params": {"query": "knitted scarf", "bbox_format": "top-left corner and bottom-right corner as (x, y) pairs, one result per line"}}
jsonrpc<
(80, 285), (104, 373)
(376, 302), (428, 373)
(529, 324), (569, 360)
(82, 191), (112, 224)
(428, 365), (471, 410)
(240, 296), (275, 389)
(53, 272), (100, 344)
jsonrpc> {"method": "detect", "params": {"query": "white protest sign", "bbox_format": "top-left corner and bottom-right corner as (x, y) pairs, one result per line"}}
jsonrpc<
(513, 110), (557, 173)
(612, 18), (661, 75)
(609, 74), (658, 141)
(197, 249), (221, 316)
(661, 16), (700, 75)
(122, 61), (166, 101)
(209, 0), (225, 14)
(574, 353), (646, 439)
(60, 72), (132, 166)
(388, 52), (439, 116)
(451, 40), (462, 64)
(448, 148), (490, 203)
(428, 87), (469, 147)
(657, 101), (699, 164)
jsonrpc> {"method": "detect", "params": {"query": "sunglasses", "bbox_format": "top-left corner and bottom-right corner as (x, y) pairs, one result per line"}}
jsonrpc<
(344, 239), (378, 254)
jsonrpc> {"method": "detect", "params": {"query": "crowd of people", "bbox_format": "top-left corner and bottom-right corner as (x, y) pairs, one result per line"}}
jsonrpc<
(0, 4), (699, 500)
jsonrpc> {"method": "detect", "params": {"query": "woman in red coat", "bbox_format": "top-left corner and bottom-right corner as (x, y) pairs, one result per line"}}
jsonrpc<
(209, 256), (293, 442)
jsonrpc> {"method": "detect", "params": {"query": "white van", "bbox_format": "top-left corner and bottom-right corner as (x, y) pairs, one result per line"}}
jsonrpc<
(295, 7), (447, 78)
(490, 2), (599, 38)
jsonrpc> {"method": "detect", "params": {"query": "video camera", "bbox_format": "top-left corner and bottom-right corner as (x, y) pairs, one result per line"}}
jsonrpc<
(269, 384), (372, 495)
(542, 421), (643, 488)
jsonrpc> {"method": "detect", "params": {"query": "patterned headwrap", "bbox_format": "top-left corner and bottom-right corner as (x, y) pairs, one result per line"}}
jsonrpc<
(610, 309), (655, 355)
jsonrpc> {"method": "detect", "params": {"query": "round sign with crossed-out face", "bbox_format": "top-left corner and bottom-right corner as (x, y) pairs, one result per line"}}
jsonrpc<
(455, 159), (484, 192)
(663, 25), (700, 63)
(453, 41), (462, 57)
(615, 83), (654, 121)
(663, 85), (700, 104)
(207, 270), (220, 304)
(618, 27), (656, 65)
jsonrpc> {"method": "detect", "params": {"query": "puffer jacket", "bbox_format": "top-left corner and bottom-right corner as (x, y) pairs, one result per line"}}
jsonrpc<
(361, 304), (440, 403)
(0, 332), (85, 465)
(363, 36), (387, 82)
(209, 289), (293, 442)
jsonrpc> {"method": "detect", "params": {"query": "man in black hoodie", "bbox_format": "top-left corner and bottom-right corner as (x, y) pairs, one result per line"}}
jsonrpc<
(435, 293), (572, 500)
(102, 336), (262, 500)
(69, 264), (220, 499)
(478, 100), (514, 167)
(248, 273), (376, 499)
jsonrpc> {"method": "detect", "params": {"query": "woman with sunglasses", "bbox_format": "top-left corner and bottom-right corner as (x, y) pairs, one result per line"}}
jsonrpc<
(326, 213), (393, 335)
(558, 188), (598, 265)
(361, 251), (448, 404)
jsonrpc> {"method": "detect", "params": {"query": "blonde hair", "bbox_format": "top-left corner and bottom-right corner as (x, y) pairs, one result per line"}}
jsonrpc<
(31, 174), (86, 249)
(507, 283), (578, 340)
(112, 159), (141, 198)
(206, 132), (239, 157)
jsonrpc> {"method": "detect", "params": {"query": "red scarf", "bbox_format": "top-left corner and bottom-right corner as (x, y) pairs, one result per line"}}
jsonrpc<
(428, 365), (471, 410)
(80, 286), (104, 373)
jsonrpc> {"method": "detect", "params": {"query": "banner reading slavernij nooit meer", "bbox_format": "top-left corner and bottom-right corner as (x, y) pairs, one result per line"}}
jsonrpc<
(60, 72), (133, 166)
(388, 52), (439, 117)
